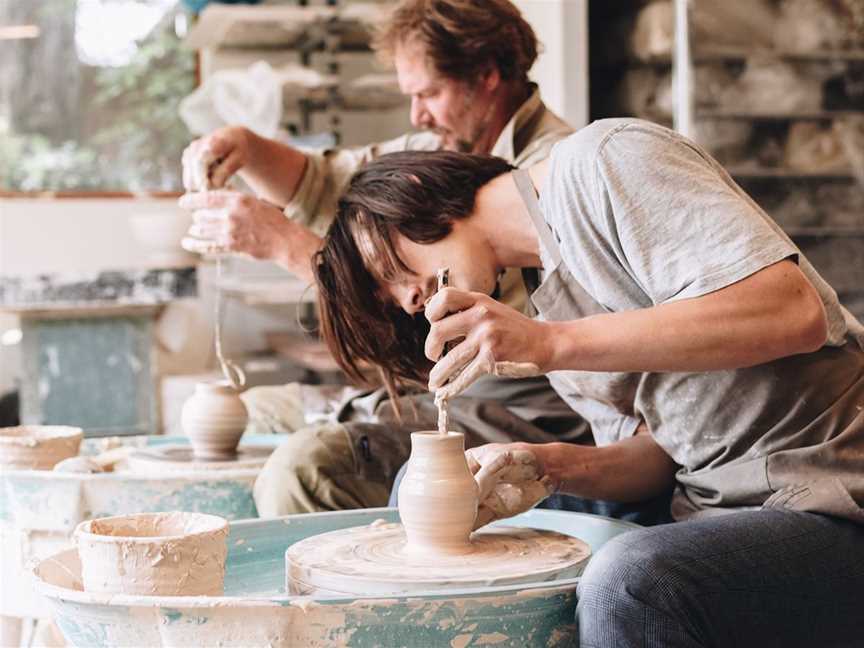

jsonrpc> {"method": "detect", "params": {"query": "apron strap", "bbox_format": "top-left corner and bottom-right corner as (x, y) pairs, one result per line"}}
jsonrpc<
(512, 168), (562, 266)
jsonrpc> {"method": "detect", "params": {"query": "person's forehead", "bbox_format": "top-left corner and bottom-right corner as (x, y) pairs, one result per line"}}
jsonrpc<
(394, 38), (445, 95)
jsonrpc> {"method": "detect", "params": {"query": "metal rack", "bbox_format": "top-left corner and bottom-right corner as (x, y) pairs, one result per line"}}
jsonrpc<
(185, 1), (407, 143)
(669, 0), (864, 320)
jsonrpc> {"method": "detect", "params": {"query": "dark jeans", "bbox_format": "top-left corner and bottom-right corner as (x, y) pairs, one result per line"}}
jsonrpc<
(387, 462), (674, 527)
(577, 509), (864, 647)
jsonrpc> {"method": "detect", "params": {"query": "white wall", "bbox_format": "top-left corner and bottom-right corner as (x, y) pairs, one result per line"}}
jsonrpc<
(515, 0), (589, 129)
(0, 198), (293, 399)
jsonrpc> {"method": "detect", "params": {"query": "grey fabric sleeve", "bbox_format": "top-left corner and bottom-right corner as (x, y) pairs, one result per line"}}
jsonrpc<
(592, 124), (799, 305)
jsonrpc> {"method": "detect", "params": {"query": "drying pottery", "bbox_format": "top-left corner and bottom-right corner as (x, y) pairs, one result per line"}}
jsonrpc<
(397, 431), (479, 556)
(181, 381), (248, 459)
(74, 511), (229, 596)
(0, 426), (83, 470)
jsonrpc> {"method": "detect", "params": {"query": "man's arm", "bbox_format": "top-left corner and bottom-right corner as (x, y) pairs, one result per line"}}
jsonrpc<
(537, 425), (677, 502)
(179, 128), (440, 277)
(543, 258), (828, 373)
(427, 259), (829, 394)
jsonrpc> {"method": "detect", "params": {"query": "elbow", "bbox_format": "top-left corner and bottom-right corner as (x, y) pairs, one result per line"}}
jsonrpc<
(792, 285), (828, 354)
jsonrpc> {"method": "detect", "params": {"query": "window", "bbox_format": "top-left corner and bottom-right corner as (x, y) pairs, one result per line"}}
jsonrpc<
(0, 0), (195, 193)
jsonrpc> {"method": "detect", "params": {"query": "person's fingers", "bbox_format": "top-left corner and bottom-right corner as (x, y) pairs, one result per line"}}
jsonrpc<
(431, 347), (497, 397)
(472, 505), (497, 531)
(492, 360), (541, 379)
(178, 190), (236, 211)
(208, 148), (244, 188)
(465, 449), (482, 475)
(424, 288), (481, 323)
(206, 134), (235, 159)
(472, 450), (512, 501)
(497, 462), (541, 483)
(181, 146), (196, 191)
(191, 207), (229, 227)
(187, 220), (227, 241)
(428, 338), (479, 390)
(181, 236), (227, 255)
(424, 308), (475, 361)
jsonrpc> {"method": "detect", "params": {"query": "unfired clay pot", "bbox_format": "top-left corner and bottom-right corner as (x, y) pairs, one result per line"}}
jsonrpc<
(181, 381), (248, 460)
(0, 426), (83, 470)
(74, 511), (229, 596)
(397, 431), (480, 556)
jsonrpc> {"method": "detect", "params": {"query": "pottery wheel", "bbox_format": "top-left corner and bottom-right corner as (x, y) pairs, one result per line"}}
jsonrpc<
(285, 521), (591, 596)
(127, 445), (272, 473)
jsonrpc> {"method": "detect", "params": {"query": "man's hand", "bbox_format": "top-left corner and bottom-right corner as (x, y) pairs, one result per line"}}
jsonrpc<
(467, 443), (556, 531)
(425, 288), (548, 400)
(182, 126), (251, 191)
(177, 191), (322, 282)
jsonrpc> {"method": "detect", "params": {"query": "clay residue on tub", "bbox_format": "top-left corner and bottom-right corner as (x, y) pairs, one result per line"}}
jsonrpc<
(88, 511), (218, 538)
(76, 512), (228, 596)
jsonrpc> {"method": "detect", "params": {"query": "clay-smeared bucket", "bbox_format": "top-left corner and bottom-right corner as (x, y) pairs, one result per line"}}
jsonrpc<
(74, 512), (229, 596)
(0, 426), (83, 470)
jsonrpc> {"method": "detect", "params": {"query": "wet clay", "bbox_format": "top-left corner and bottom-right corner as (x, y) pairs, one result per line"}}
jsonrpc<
(285, 522), (590, 596)
(397, 432), (479, 555)
(0, 426), (83, 470)
(285, 431), (591, 595)
(75, 512), (229, 596)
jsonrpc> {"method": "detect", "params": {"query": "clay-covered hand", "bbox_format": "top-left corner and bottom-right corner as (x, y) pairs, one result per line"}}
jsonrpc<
(425, 288), (547, 400)
(467, 443), (556, 531)
(182, 126), (251, 191)
(177, 191), (322, 281)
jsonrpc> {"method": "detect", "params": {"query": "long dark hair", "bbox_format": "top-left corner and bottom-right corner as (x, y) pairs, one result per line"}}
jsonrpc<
(314, 150), (513, 406)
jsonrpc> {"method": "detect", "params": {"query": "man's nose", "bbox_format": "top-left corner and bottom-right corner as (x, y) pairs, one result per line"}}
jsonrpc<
(410, 97), (431, 129)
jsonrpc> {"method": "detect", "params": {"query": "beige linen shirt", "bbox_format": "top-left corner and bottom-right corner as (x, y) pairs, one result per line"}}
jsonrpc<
(283, 85), (573, 310)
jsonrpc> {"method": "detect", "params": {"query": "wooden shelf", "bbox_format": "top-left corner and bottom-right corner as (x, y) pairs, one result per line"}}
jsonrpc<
(185, 3), (383, 51)
(695, 46), (864, 63)
(624, 47), (864, 66)
(697, 110), (864, 121)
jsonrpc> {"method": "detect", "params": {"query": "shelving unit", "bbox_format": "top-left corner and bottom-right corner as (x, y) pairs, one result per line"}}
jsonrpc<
(670, 0), (864, 322)
(185, 1), (408, 144)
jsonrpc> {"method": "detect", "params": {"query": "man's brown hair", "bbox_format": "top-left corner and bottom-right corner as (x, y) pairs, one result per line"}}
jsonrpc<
(373, 0), (539, 84)
(314, 150), (513, 404)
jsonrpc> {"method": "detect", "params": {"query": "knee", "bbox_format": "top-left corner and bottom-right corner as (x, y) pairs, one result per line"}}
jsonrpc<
(579, 529), (688, 611)
(577, 529), (701, 644)
(241, 383), (305, 434)
(253, 424), (351, 516)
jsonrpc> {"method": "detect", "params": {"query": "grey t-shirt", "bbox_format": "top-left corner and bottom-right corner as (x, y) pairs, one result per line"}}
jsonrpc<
(533, 119), (864, 518)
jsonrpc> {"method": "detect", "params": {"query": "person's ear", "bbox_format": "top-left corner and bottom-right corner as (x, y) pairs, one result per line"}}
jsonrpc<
(480, 66), (501, 93)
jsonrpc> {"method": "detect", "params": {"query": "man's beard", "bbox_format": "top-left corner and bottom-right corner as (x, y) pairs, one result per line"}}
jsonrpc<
(442, 86), (497, 154)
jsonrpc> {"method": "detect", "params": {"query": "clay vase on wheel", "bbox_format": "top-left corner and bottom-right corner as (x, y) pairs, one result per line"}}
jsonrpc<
(181, 381), (248, 460)
(397, 431), (479, 556)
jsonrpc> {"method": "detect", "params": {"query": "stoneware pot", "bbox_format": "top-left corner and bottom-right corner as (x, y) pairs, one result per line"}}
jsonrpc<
(181, 381), (248, 460)
(74, 511), (229, 596)
(397, 431), (479, 556)
(0, 426), (83, 470)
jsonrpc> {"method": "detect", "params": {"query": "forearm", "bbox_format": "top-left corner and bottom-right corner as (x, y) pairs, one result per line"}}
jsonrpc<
(545, 260), (827, 373)
(239, 131), (308, 207)
(270, 221), (323, 284)
(538, 433), (677, 502)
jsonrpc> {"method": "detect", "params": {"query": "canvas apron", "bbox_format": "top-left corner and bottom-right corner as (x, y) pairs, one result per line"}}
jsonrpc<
(512, 168), (864, 523)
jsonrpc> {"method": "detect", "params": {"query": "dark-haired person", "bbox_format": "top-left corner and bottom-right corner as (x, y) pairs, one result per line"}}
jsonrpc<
(178, 0), (674, 523)
(314, 119), (864, 647)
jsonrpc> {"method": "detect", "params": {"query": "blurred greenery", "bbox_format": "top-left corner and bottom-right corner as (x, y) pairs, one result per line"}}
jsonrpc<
(0, 2), (195, 192)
